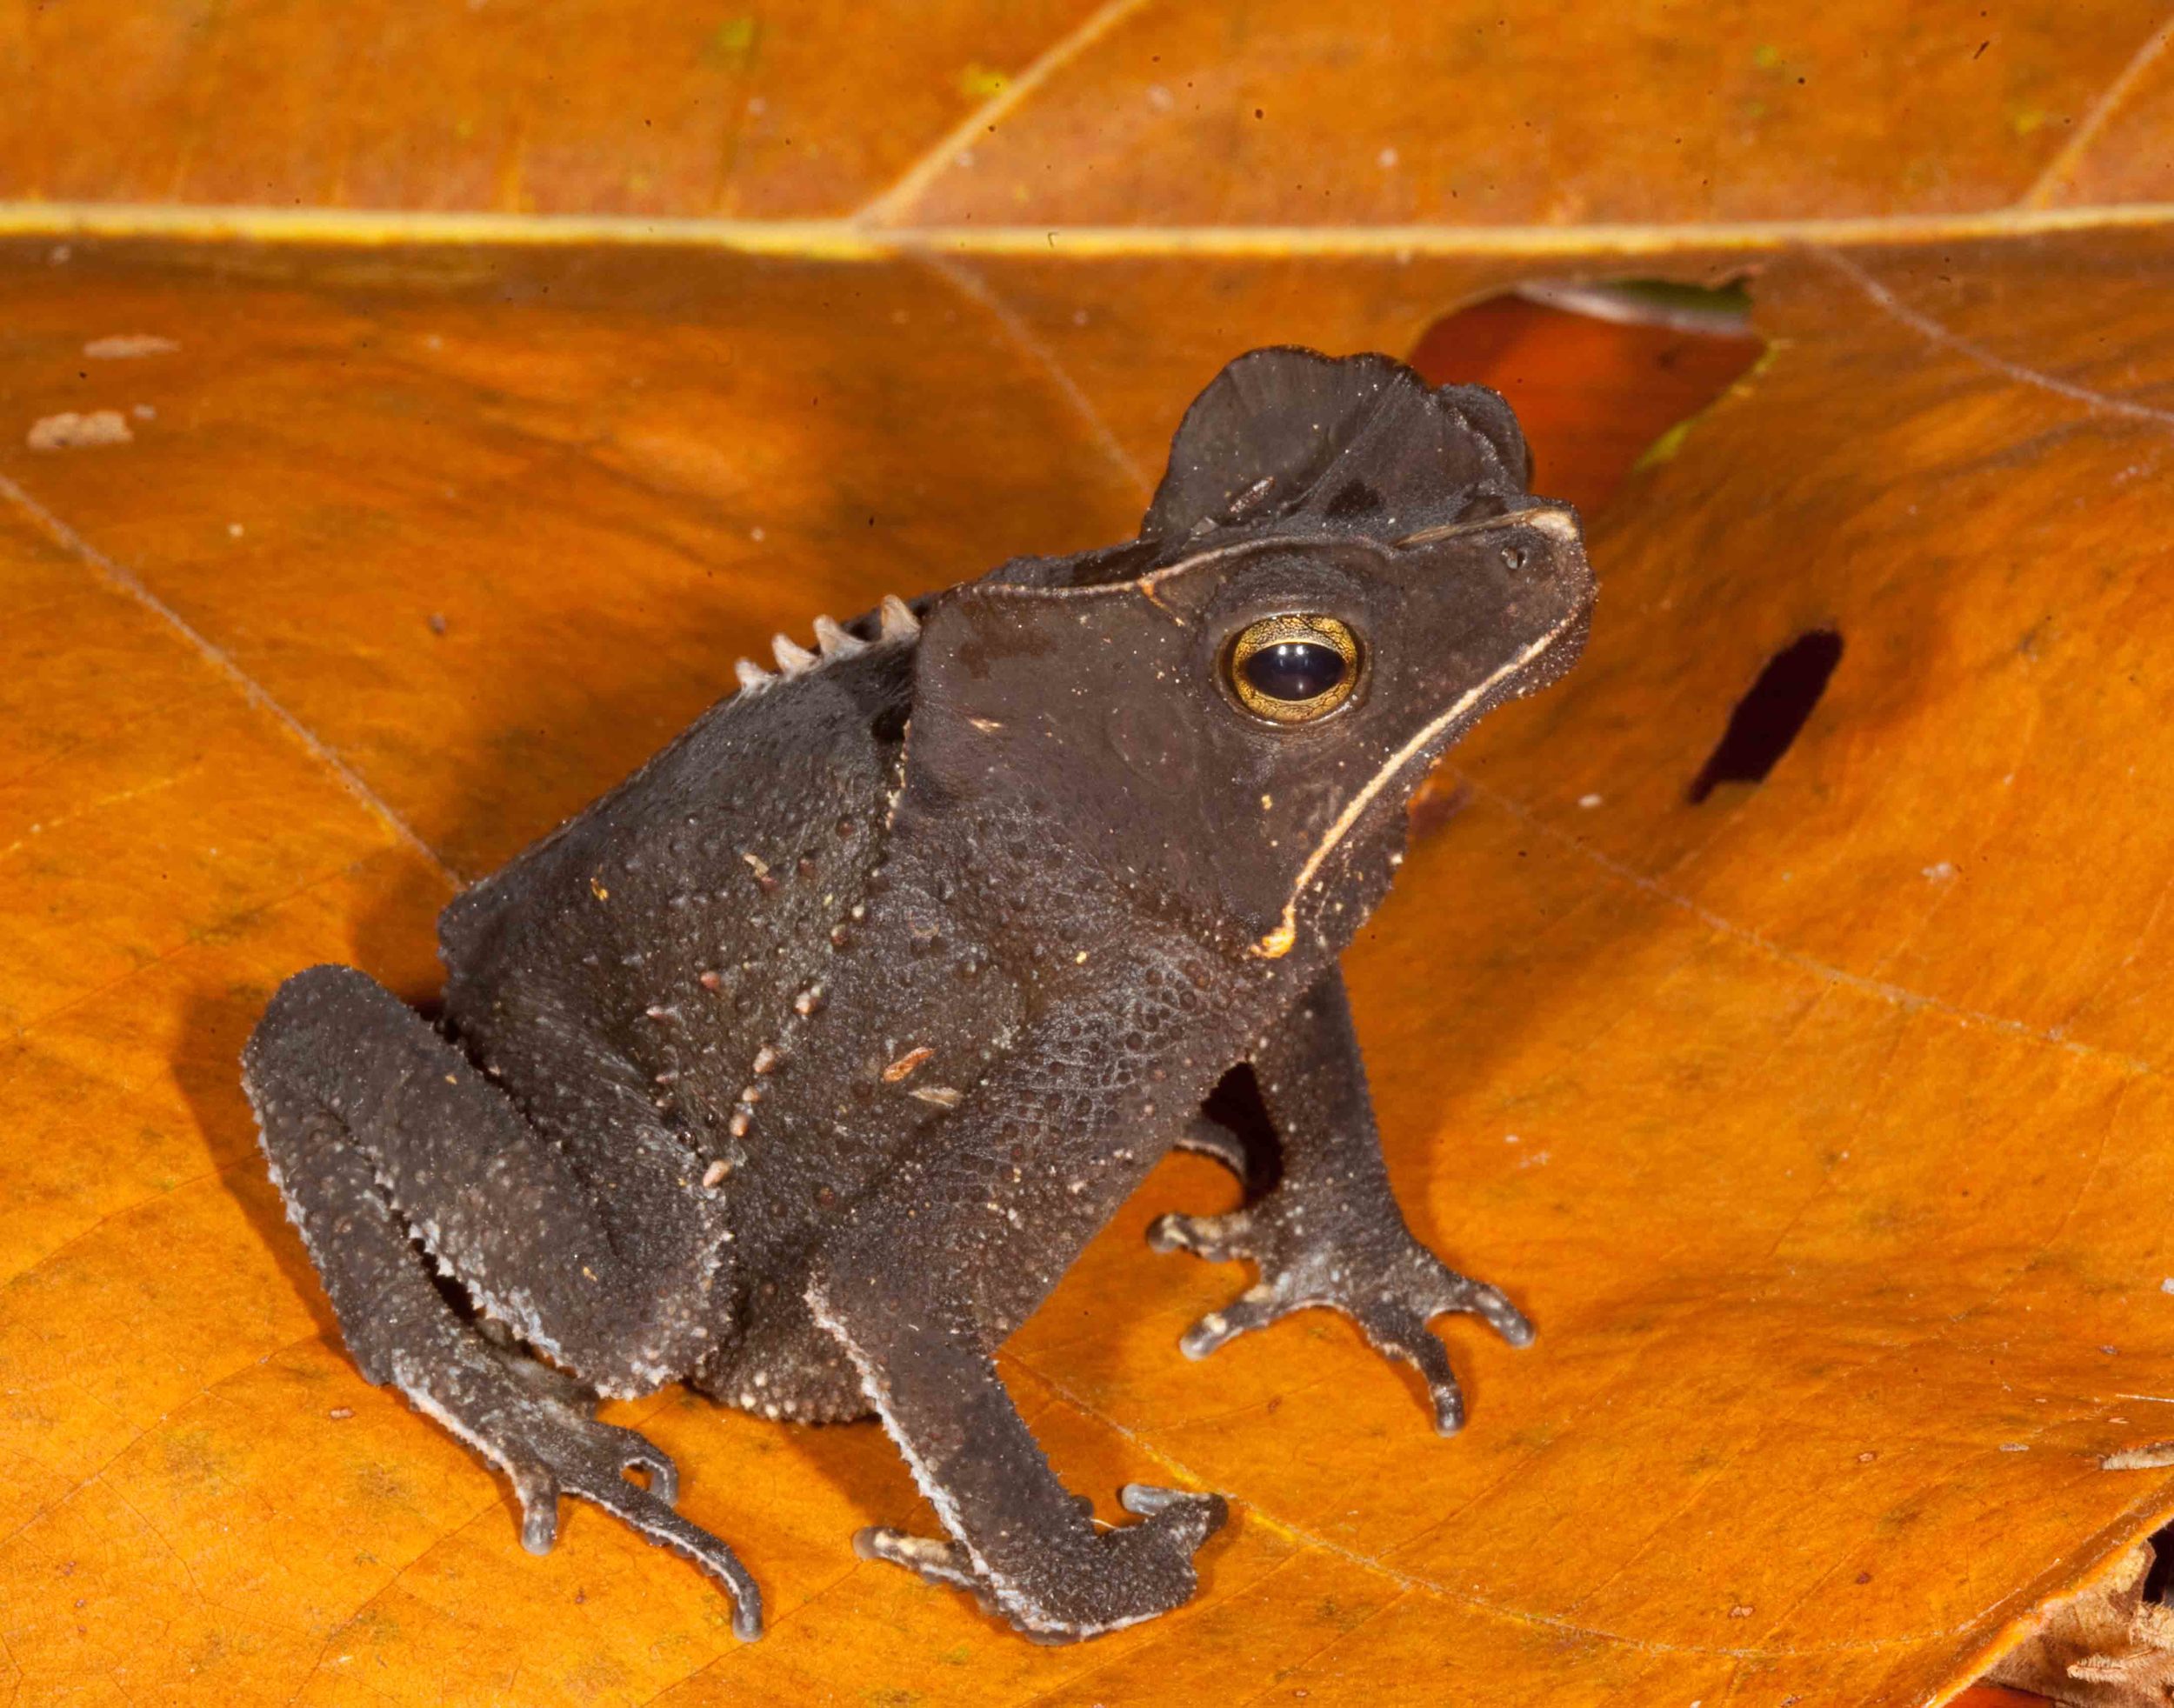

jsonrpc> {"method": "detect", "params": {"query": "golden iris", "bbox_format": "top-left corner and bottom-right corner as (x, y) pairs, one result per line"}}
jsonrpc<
(1226, 615), (1362, 724)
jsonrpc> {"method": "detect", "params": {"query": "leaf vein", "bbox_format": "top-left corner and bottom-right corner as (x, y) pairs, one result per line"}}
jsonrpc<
(0, 473), (457, 888)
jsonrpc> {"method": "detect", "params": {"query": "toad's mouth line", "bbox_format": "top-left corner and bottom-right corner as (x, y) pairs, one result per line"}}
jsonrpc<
(1250, 607), (1587, 960)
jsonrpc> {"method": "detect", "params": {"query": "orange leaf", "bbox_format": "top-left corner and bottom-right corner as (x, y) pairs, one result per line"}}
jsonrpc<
(4, 6), (2174, 1705)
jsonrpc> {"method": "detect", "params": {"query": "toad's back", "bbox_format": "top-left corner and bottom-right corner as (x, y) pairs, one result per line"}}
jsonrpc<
(434, 630), (919, 1157)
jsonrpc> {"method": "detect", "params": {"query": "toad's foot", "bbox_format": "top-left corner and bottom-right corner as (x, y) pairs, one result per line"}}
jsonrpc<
(1146, 1189), (1532, 1435)
(852, 1484), (1226, 1643)
(396, 1339), (764, 1639)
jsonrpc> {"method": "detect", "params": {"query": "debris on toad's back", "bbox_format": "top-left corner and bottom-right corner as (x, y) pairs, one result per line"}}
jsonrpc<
(882, 1046), (934, 1082)
(83, 334), (178, 358)
(27, 410), (132, 450)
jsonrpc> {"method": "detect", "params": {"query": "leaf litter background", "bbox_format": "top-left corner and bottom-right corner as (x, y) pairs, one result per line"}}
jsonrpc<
(8, 3), (2174, 1705)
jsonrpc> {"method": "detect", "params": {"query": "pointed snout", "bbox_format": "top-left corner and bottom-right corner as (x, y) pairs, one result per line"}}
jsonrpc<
(1395, 500), (1594, 626)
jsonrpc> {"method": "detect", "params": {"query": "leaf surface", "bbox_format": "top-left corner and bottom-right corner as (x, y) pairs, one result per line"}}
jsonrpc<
(5, 7), (2174, 1704)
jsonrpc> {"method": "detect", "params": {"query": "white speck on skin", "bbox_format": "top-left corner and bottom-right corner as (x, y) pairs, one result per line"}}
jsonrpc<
(1578, 792), (1604, 809)
(1377, 145), (1399, 167)
(1923, 861), (1957, 881)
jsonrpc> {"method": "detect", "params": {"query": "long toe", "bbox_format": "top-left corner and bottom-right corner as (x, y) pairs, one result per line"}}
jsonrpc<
(510, 1462), (562, 1554)
(1119, 1483), (1229, 1545)
(1357, 1301), (1468, 1435)
(1454, 1278), (1537, 1347)
(603, 1424), (681, 1505)
(1177, 1286), (1283, 1358)
(1172, 1116), (1251, 1179)
(592, 1476), (764, 1639)
(854, 1526), (984, 1595)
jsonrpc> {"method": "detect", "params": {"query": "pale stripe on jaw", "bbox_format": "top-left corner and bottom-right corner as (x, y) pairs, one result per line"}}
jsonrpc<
(1250, 610), (1584, 960)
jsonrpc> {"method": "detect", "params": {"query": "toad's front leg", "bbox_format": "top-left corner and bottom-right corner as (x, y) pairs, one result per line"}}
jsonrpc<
(806, 1031), (1227, 1641)
(1151, 968), (1533, 1434)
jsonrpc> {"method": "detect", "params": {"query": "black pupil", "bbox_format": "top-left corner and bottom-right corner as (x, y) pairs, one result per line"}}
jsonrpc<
(1244, 639), (1346, 703)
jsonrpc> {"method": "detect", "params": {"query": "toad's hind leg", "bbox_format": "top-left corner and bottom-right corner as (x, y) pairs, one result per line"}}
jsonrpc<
(242, 964), (761, 1638)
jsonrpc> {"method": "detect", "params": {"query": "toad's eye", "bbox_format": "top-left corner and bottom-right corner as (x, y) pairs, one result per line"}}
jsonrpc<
(1226, 615), (1362, 724)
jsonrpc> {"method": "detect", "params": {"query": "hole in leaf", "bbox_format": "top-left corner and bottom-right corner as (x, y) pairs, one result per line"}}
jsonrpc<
(1409, 277), (1764, 515)
(1687, 630), (1843, 804)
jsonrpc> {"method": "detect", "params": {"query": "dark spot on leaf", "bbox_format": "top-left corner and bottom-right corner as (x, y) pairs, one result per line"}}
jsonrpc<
(1688, 630), (1843, 803)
